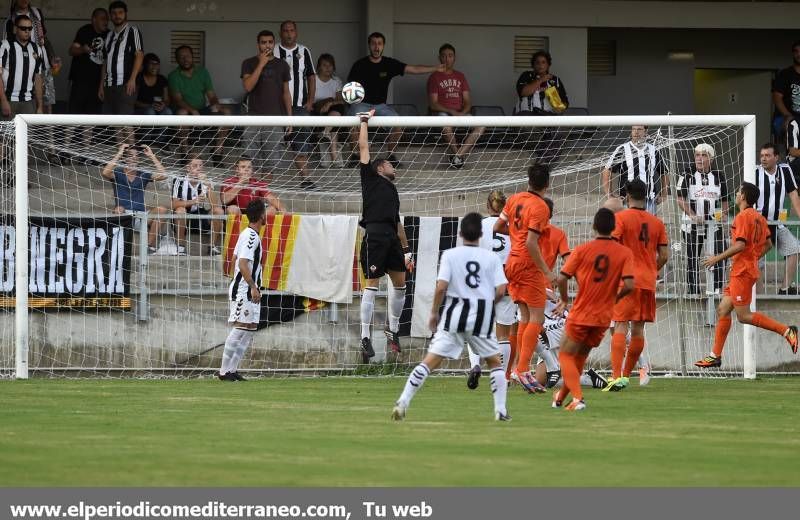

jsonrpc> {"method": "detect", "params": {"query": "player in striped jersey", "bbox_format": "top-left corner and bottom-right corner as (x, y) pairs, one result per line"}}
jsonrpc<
(392, 213), (511, 421)
(695, 183), (798, 368)
(219, 200), (268, 381)
(467, 190), (516, 389)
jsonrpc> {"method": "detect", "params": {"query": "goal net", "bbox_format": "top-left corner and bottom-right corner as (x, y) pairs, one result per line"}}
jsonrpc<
(3, 113), (794, 379)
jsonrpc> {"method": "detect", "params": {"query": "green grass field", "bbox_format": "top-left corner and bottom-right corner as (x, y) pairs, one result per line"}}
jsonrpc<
(1, 377), (799, 486)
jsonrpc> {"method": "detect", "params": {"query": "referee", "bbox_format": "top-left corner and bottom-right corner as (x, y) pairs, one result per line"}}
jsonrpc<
(357, 109), (413, 361)
(754, 143), (800, 295)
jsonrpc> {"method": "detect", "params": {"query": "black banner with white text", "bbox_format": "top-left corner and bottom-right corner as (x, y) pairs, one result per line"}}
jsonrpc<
(0, 215), (134, 308)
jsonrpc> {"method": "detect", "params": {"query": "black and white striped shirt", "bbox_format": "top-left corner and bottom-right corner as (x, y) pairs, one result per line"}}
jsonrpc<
(436, 246), (507, 339)
(275, 43), (315, 108)
(676, 169), (728, 226)
(229, 227), (263, 300)
(754, 163), (797, 222)
(171, 177), (209, 213)
(605, 141), (667, 200)
(0, 38), (44, 102)
(104, 23), (142, 86)
(787, 119), (799, 163)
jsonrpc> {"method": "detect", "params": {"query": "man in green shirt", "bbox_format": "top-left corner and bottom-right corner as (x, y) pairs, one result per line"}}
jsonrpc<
(168, 45), (230, 165)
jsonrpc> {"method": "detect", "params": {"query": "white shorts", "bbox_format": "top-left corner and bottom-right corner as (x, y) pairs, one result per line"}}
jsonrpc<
(228, 290), (261, 325)
(776, 225), (800, 257)
(428, 330), (500, 360)
(494, 295), (518, 326)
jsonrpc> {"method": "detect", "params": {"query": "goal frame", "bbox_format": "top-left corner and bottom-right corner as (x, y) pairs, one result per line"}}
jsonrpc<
(11, 113), (757, 379)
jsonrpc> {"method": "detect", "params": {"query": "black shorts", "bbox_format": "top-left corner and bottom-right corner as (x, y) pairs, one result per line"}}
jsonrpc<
(69, 82), (103, 114)
(360, 229), (404, 279)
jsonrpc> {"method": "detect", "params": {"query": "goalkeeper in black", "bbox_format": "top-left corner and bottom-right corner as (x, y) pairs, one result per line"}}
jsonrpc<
(357, 109), (413, 361)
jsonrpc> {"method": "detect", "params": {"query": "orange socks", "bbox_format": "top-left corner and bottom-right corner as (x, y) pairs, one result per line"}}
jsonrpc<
(559, 351), (583, 401)
(712, 316), (732, 358)
(751, 313), (788, 336)
(623, 336), (645, 377)
(515, 322), (543, 374)
(610, 333), (626, 379)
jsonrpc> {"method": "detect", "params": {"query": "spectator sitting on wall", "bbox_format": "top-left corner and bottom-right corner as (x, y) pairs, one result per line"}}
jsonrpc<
(427, 43), (484, 169)
(100, 143), (168, 254)
(221, 156), (284, 216)
(135, 53), (171, 115)
(171, 154), (224, 256)
(346, 31), (444, 167)
(314, 53), (345, 168)
(168, 45), (230, 165)
(515, 50), (568, 115)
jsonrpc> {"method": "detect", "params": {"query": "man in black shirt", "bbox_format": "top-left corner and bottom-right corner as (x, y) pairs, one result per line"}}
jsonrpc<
(68, 8), (107, 115)
(772, 40), (800, 149)
(357, 109), (413, 361)
(347, 32), (442, 167)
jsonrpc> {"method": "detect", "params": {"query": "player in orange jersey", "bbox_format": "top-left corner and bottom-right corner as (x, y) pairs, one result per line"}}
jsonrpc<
(605, 180), (670, 391)
(695, 182), (798, 367)
(552, 208), (635, 410)
(494, 163), (554, 393)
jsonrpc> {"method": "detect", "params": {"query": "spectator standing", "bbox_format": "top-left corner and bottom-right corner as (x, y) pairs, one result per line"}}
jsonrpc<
(601, 125), (668, 214)
(0, 14), (44, 119)
(427, 43), (484, 169)
(347, 31), (443, 167)
(676, 144), (729, 295)
(221, 156), (284, 215)
(4, 1), (57, 117)
(515, 51), (568, 115)
(275, 20), (316, 189)
(313, 53), (345, 168)
(135, 53), (171, 115)
(786, 117), (800, 181)
(68, 8), (107, 115)
(0, 13), (44, 185)
(754, 143), (800, 295)
(100, 143), (168, 253)
(171, 154), (224, 256)
(99, 1), (142, 116)
(168, 45), (230, 164)
(772, 41), (800, 147)
(241, 30), (292, 177)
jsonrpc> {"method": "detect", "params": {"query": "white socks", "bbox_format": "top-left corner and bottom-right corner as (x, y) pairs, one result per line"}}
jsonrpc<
(360, 287), (377, 339)
(398, 362), (430, 407)
(497, 341), (511, 375)
(221, 328), (248, 375)
(467, 346), (481, 369)
(536, 341), (560, 372)
(231, 330), (254, 372)
(388, 285), (406, 333)
(490, 367), (508, 416)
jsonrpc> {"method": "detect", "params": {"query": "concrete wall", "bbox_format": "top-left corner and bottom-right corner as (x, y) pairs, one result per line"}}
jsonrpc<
(393, 24), (587, 115)
(588, 28), (797, 116)
(2, 296), (797, 374)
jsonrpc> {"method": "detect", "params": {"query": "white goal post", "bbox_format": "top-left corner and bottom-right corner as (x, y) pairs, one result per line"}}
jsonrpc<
(8, 113), (759, 379)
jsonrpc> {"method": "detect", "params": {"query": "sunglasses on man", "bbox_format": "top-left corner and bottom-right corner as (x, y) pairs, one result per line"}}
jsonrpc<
(16, 25), (33, 32)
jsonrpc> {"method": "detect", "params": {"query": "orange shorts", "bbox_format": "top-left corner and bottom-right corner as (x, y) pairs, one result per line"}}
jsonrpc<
(565, 320), (608, 349)
(724, 275), (757, 307)
(505, 260), (546, 307)
(612, 288), (656, 323)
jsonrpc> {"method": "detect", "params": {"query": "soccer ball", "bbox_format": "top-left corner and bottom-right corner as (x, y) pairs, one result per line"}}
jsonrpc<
(342, 82), (365, 105)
